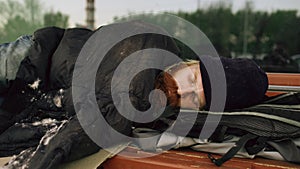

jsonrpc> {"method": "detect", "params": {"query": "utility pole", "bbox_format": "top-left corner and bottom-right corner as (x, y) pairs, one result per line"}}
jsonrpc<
(86, 0), (95, 29)
(197, 0), (200, 10)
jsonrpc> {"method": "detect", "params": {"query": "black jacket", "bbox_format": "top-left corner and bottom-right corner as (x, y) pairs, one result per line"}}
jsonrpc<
(0, 21), (180, 168)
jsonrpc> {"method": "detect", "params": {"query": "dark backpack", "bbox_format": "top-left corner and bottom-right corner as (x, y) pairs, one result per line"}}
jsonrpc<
(134, 92), (300, 166)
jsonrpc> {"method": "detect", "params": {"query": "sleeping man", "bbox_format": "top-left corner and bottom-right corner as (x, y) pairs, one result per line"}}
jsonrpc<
(155, 58), (268, 111)
(0, 20), (269, 168)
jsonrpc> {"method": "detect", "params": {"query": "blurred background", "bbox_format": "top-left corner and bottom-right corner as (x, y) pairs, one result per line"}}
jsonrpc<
(0, 0), (299, 73)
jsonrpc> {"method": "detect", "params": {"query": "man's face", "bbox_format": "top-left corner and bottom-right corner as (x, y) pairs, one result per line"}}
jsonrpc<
(172, 62), (206, 109)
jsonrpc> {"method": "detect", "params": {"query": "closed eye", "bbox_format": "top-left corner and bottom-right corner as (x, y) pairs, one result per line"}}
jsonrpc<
(190, 74), (196, 84)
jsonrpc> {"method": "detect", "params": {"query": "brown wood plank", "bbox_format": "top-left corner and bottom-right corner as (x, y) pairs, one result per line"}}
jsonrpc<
(266, 73), (300, 96)
(267, 73), (300, 86)
(102, 147), (300, 169)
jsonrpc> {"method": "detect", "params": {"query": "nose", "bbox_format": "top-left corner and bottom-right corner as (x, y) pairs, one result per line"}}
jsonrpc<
(178, 85), (204, 96)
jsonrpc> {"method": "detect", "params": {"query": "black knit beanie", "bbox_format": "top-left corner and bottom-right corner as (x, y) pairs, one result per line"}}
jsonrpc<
(200, 57), (268, 111)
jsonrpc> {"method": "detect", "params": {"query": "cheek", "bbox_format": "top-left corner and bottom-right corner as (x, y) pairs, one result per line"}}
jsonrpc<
(180, 97), (196, 108)
(179, 81), (191, 90)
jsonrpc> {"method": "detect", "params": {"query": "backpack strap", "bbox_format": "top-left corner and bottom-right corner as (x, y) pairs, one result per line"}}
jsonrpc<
(245, 136), (268, 155)
(268, 138), (300, 163)
(209, 126), (228, 143)
(208, 133), (257, 166)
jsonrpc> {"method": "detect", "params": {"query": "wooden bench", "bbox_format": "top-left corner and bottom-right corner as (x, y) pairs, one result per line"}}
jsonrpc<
(267, 73), (300, 96)
(102, 73), (300, 169)
(102, 146), (300, 169)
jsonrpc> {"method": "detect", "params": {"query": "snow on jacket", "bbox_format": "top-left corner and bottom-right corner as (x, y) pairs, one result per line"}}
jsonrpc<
(0, 21), (180, 168)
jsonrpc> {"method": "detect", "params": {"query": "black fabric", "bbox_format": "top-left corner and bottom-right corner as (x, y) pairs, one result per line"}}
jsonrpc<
(0, 21), (181, 168)
(16, 27), (65, 88)
(0, 27), (91, 133)
(0, 87), (69, 157)
(180, 110), (300, 139)
(173, 93), (300, 166)
(4, 118), (100, 169)
(0, 27), (66, 133)
(93, 32), (180, 142)
(208, 133), (257, 166)
(200, 57), (268, 110)
(25, 117), (100, 168)
(0, 119), (62, 157)
(0, 78), (40, 134)
(0, 109), (14, 134)
(0, 78), (32, 115)
(240, 104), (300, 122)
(49, 28), (93, 90)
(245, 136), (268, 155)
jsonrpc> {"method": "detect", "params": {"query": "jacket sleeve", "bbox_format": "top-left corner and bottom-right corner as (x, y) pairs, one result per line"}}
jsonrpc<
(3, 117), (100, 169)
(0, 27), (65, 133)
(86, 22), (181, 145)
(16, 27), (65, 87)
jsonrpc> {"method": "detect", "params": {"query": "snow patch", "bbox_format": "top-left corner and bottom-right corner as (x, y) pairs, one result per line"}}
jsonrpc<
(40, 120), (67, 146)
(28, 78), (41, 90)
(32, 118), (58, 126)
(53, 95), (62, 108)
(53, 89), (64, 108)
